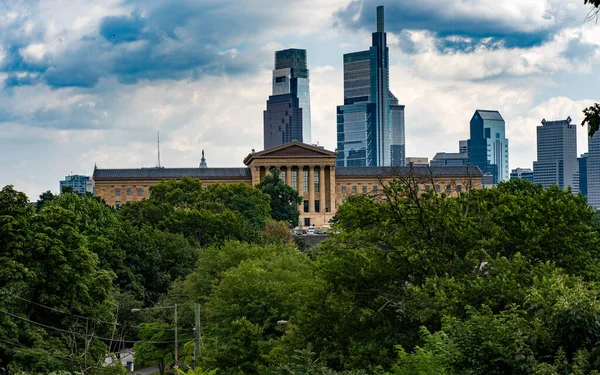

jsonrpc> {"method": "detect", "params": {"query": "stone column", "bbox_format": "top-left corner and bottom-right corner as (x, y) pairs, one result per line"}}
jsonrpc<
(297, 165), (304, 214)
(308, 166), (315, 213)
(319, 166), (326, 220)
(329, 165), (336, 212)
(286, 166), (292, 186)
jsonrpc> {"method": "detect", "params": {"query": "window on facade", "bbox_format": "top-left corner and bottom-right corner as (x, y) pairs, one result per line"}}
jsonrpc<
(446, 184), (452, 192)
(425, 185), (431, 191)
(352, 186), (357, 193)
(435, 185), (441, 193)
(280, 170), (285, 181)
(456, 185), (462, 193)
(137, 188), (143, 196)
(115, 188), (121, 196)
(314, 170), (320, 192)
(315, 200), (320, 213)
(292, 170), (298, 191)
(362, 186), (367, 193)
(303, 170), (309, 192)
(127, 188), (132, 196)
(115, 201), (121, 209)
(303, 200), (309, 213)
(373, 186), (378, 192)
(342, 186), (347, 193)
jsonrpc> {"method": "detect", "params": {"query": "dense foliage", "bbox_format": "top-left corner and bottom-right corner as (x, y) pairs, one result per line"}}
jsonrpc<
(5, 174), (600, 374)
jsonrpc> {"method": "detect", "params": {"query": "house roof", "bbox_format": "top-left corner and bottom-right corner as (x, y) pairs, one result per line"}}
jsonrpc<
(93, 167), (251, 180)
(474, 110), (504, 121)
(336, 165), (483, 177)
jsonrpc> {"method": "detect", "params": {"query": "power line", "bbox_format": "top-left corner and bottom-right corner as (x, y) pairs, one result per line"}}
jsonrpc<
(0, 309), (184, 345)
(3, 292), (192, 331)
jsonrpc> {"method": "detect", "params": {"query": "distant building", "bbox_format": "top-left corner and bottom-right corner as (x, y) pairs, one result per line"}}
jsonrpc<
(199, 150), (208, 168)
(93, 142), (483, 227)
(481, 174), (495, 188)
(60, 174), (94, 195)
(510, 168), (534, 182)
(587, 132), (600, 208)
(579, 153), (588, 197)
(406, 157), (429, 166)
(533, 117), (578, 192)
(264, 49), (311, 149)
(430, 152), (468, 167)
(389, 92), (406, 166)
(459, 140), (468, 154)
(468, 110), (509, 183)
(336, 6), (404, 167)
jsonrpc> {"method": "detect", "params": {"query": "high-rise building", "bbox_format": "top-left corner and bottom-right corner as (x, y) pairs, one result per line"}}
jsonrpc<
(336, 6), (404, 167)
(459, 140), (468, 154)
(430, 152), (468, 167)
(264, 49), (311, 149)
(467, 110), (509, 183)
(510, 168), (534, 182)
(532, 117), (578, 192)
(60, 174), (95, 195)
(579, 153), (588, 197)
(587, 133), (600, 208)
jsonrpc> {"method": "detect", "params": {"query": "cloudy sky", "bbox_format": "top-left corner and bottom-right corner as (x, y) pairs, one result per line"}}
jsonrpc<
(1, 0), (599, 199)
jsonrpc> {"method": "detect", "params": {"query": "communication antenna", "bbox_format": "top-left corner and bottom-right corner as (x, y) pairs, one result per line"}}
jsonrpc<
(157, 131), (161, 168)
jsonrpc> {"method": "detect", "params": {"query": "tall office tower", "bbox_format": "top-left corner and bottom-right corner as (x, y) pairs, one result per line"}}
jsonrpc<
(467, 110), (509, 183)
(459, 140), (468, 154)
(579, 153), (589, 197)
(389, 92), (406, 166)
(532, 117), (578, 191)
(510, 168), (534, 182)
(264, 49), (311, 149)
(337, 6), (402, 167)
(586, 133), (600, 209)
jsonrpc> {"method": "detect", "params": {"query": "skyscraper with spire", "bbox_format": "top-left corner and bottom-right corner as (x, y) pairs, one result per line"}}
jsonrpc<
(336, 5), (405, 167)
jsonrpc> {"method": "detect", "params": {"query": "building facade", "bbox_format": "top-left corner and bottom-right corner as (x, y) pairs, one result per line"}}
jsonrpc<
(93, 142), (483, 227)
(587, 133), (600, 209)
(510, 168), (534, 182)
(468, 110), (509, 183)
(60, 174), (95, 195)
(336, 6), (404, 167)
(264, 49), (311, 149)
(430, 152), (468, 166)
(459, 140), (468, 154)
(406, 157), (429, 166)
(533, 117), (578, 192)
(579, 153), (588, 197)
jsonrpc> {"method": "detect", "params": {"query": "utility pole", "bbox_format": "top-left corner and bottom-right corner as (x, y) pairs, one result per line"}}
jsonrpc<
(174, 303), (178, 368)
(194, 303), (202, 367)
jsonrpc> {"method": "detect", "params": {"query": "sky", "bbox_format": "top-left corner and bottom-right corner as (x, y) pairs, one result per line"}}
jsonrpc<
(0, 0), (599, 199)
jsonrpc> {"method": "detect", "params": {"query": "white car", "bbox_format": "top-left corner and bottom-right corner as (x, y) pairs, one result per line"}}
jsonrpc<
(307, 226), (315, 235)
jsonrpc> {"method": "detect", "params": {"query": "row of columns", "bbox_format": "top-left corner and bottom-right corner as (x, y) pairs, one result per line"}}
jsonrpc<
(262, 165), (335, 216)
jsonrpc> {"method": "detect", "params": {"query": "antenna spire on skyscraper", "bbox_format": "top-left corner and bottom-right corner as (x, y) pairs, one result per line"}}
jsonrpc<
(377, 5), (384, 32)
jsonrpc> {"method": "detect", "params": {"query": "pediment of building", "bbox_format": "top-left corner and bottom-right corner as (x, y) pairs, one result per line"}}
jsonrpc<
(243, 141), (337, 165)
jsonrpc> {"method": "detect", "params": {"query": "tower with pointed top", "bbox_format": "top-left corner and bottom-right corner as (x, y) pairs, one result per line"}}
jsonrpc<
(336, 5), (405, 167)
(199, 150), (207, 168)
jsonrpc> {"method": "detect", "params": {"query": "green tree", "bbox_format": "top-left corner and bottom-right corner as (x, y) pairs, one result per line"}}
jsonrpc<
(134, 323), (175, 375)
(36, 190), (55, 212)
(257, 169), (302, 228)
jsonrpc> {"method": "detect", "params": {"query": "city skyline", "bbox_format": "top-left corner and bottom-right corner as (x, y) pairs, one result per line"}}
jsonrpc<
(0, 0), (598, 199)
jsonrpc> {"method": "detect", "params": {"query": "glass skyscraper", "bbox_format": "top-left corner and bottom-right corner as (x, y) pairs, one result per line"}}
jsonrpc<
(532, 117), (578, 192)
(336, 6), (405, 167)
(467, 110), (509, 183)
(264, 49), (311, 149)
(586, 132), (600, 209)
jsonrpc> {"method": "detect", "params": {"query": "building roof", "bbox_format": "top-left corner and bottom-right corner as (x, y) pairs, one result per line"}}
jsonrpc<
(243, 141), (337, 165)
(336, 165), (483, 177)
(432, 152), (468, 160)
(475, 110), (504, 121)
(93, 167), (251, 180)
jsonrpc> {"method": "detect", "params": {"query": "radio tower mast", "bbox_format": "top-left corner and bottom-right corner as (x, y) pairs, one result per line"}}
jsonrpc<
(157, 131), (161, 168)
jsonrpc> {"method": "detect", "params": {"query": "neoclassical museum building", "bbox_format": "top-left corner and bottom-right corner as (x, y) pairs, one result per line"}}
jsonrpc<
(93, 141), (482, 228)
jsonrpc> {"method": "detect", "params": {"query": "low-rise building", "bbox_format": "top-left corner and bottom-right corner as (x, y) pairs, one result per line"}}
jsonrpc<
(93, 142), (483, 227)
(510, 168), (534, 182)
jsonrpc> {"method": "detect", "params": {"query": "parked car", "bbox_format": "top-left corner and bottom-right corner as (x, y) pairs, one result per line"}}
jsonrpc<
(307, 226), (315, 235)
(315, 228), (323, 234)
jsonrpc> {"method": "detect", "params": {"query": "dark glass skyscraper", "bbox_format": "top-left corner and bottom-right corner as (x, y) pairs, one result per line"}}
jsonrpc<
(264, 49), (311, 149)
(467, 110), (509, 184)
(336, 6), (404, 167)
